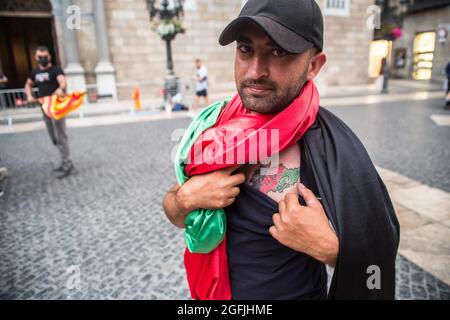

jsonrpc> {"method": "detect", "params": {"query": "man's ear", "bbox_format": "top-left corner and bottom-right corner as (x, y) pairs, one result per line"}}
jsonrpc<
(307, 52), (327, 81)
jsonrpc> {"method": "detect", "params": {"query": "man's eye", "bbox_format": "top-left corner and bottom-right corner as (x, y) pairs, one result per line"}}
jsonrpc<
(272, 48), (287, 57)
(238, 45), (252, 54)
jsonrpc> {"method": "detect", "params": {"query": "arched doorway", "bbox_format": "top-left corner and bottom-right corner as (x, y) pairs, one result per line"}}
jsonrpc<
(0, 0), (59, 89)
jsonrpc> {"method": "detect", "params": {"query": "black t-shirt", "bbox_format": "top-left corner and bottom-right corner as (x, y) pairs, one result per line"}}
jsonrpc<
(226, 155), (328, 299)
(29, 65), (64, 97)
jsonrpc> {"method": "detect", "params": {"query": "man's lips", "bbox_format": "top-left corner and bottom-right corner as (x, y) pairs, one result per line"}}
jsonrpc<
(245, 85), (273, 95)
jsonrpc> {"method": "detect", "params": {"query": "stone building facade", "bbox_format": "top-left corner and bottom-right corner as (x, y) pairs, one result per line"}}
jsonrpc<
(391, 3), (450, 83)
(0, 0), (375, 99)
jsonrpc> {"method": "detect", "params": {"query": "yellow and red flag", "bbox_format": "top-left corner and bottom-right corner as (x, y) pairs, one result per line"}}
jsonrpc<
(132, 85), (141, 111)
(40, 91), (86, 120)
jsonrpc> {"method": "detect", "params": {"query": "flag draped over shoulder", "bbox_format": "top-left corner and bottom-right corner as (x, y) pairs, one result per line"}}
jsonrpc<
(175, 81), (320, 299)
(39, 91), (86, 120)
(174, 81), (400, 300)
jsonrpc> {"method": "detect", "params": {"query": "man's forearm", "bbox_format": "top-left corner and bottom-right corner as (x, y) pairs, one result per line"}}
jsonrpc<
(55, 76), (67, 94)
(162, 169), (244, 229)
(313, 232), (339, 268)
(25, 83), (33, 99)
(163, 185), (193, 228)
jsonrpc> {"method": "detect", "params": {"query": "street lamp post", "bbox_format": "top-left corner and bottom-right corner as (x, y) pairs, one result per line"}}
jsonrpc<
(146, 0), (185, 108)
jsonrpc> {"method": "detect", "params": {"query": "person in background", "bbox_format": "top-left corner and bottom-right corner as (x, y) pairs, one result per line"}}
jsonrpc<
(0, 73), (9, 195)
(25, 46), (75, 179)
(0, 72), (7, 88)
(0, 164), (7, 198)
(192, 58), (209, 113)
(445, 61), (450, 107)
(0, 72), (8, 109)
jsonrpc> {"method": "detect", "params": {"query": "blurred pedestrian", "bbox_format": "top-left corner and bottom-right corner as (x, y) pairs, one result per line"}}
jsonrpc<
(0, 166), (7, 197)
(0, 71), (8, 109)
(24, 46), (75, 179)
(445, 61), (450, 107)
(0, 155), (7, 198)
(0, 72), (7, 88)
(379, 57), (389, 94)
(193, 58), (209, 113)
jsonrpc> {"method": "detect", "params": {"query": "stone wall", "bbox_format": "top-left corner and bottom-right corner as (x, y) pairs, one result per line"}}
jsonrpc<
(103, 0), (240, 98)
(318, 0), (373, 88)
(52, 0), (99, 85)
(52, 0), (374, 98)
(73, 0), (98, 85)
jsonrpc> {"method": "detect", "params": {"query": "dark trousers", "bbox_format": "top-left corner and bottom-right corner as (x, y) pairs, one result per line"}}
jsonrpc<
(42, 110), (72, 168)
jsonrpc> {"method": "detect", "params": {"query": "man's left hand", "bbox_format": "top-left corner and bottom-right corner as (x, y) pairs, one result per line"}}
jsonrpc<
(54, 88), (66, 98)
(269, 183), (339, 267)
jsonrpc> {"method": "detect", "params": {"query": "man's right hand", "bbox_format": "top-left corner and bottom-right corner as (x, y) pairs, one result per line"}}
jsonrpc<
(163, 166), (246, 228)
(27, 96), (36, 104)
(179, 166), (245, 211)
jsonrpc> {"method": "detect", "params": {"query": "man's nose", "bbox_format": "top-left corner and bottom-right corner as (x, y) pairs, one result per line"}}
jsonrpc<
(247, 55), (269, 80)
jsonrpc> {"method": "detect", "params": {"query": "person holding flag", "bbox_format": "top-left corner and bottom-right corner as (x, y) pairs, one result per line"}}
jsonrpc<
(163, 0), (399, 300)
(25, 46), (75, 179)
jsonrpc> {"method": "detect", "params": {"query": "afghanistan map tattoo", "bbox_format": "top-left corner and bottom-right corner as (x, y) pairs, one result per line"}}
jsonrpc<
(248, 163), (300, 194)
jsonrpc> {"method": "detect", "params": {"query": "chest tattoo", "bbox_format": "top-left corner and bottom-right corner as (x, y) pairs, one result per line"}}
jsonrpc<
(248, 163), (300, 194)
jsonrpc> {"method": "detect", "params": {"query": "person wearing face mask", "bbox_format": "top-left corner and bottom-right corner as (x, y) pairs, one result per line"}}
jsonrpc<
(25, 46), (75, 179)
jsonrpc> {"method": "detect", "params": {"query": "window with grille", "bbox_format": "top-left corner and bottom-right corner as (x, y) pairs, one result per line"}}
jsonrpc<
(323, 0), (351, 17)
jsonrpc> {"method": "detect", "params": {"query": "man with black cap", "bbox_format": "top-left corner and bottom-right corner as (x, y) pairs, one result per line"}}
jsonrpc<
(163, 0), (399, 300)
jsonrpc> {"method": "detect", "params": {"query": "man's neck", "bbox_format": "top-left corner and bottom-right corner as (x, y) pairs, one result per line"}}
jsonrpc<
(38, 63), (52, 71)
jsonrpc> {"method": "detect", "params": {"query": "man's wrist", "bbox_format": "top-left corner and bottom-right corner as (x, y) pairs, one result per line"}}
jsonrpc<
(291, 237), (338, 266)
(316, 232), (339, 267)
(175, 186), (194, 216)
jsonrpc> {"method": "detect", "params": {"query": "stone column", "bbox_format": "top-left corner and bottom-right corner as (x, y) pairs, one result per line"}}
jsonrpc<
(93, 0), (117, 99)
(61, 0), (86, 92)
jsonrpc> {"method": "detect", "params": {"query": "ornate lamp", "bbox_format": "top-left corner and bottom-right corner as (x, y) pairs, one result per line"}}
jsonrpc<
(146, 0), (185, 107)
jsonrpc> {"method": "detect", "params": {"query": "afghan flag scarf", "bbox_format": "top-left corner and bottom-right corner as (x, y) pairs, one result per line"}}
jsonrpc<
(174, 81), (319, 300)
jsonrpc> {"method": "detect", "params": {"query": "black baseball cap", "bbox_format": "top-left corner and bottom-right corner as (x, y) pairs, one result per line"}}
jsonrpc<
(219, 0), (323, 54)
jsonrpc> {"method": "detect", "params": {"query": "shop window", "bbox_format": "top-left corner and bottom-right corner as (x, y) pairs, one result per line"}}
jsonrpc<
(412, 31), (436, 80)
(368, 40), (392, 78)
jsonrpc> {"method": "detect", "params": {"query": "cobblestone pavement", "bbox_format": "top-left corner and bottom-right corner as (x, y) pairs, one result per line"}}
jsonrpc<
(326, 97), (450, 192)
(0, 98), (449, 299)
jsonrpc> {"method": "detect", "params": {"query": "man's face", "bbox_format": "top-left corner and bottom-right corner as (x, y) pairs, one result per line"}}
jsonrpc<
(35, 50), (51, 67)
(235, 23), (314, 114)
